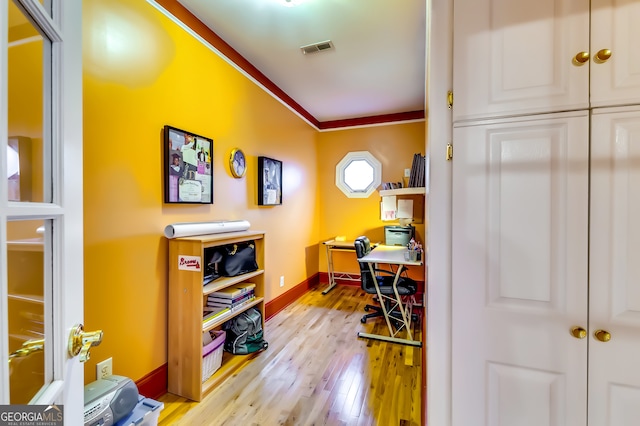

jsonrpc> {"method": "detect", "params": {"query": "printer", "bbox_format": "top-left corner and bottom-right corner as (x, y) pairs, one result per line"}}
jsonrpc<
(84, 375), (139, 426)
(384, 225), (415, 247)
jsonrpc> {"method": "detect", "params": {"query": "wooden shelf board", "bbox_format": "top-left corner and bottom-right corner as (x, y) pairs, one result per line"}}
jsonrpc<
(379, 187), (426, 196)
(176, 230), (265, 245)
(202, 297), (264, 332)
(203, 270), (264, 295)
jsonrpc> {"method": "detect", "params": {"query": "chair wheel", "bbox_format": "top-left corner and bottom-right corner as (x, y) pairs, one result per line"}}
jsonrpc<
(364, 306), (370, 312)
(361, 317), (367, 323)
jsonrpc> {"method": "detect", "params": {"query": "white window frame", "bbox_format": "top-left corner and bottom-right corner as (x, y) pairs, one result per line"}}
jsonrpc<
(335, 151), (381, 198)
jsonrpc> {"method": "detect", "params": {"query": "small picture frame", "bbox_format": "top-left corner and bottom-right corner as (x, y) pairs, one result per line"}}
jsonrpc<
(164, 125), (213, 204)
(258, 156), (282, 206)
(229, 148), (246, 178)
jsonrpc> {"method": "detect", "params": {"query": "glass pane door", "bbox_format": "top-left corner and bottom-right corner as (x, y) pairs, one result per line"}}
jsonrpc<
(8, 0), (49, 204)
(7, 219), (48, 404)
(2, 1), (84, 420)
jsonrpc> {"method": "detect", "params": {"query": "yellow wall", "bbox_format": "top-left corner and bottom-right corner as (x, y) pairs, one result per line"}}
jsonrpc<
(5, 0), (426, 386)
(81, 0), (320, 383)
(316, 124), (426, 279)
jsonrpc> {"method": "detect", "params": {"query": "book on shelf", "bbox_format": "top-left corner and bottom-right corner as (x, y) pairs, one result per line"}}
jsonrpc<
(208, 282), (256, 299)
(381, 181), (405, 190)
(203, 305), (230, 312)
(207, 293), (255, 309)
(207, 296), (256, 312)
(409, 153), (418, 187)
(202, 306), (231, 323)
(203, 274), (220, 286)
(207, 289), (255, 305)
(408, 152), (426, 188)
(203, 310), (231, 329)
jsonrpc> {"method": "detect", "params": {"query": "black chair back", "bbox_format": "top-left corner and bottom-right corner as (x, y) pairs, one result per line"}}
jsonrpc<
(355, 236), (377, 294)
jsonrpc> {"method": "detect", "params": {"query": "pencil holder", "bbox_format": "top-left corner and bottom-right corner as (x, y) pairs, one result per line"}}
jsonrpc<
(404, 250), (419, 261)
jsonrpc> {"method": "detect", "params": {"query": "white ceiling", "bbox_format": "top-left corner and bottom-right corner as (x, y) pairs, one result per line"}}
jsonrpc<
(177, 0), (427, 126)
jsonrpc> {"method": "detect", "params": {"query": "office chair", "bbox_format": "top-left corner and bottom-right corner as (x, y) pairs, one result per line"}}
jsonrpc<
(354, 236), (418, 326)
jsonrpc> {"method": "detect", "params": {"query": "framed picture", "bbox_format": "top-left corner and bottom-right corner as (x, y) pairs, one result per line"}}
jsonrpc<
(258, 156), (282, 206)
(164, 125), (213, 204)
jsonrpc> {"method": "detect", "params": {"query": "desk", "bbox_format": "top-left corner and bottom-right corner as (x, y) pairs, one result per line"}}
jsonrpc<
(322, 239), (359, 294)
(357, 245), (423, 347)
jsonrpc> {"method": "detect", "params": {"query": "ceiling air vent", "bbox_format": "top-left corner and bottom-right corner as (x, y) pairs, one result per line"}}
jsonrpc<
(300, 40), (334, 55)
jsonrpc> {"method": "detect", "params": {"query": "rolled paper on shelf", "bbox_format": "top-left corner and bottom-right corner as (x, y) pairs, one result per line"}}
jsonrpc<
(164, 220), (251, 239)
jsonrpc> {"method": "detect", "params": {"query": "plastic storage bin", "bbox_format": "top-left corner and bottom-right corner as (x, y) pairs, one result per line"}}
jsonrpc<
(202, 330), (225, 382)
(114, 396), (164, 426)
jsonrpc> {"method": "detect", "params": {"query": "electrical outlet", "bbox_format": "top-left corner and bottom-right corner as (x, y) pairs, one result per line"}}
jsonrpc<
(280, 276), (285, 287)
(96, 358), (113, 380)
(404, 168), (411, 178)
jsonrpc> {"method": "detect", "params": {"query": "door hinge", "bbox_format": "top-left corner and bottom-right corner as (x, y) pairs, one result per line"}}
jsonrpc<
(446, 143), (453, 161)
(447, 91), (453, 109)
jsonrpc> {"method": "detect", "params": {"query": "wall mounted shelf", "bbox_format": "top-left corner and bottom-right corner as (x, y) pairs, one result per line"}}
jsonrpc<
(379, 187), (426, 197)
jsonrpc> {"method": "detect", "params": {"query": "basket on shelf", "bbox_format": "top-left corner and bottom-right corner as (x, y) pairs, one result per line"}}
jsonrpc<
(202, 330), (225, 382)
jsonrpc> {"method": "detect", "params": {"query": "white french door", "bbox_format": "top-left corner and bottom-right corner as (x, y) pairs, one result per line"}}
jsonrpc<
(451, 111), (590, 426)
(1, 0), (84, 423)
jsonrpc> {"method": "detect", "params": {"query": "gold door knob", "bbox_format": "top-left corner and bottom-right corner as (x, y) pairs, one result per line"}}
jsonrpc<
(570, 326), (587, 339)
(594, 329), (611, 342)
(68, 324), (103, 362)
(573, 51), (590, 65)
(594, 49), (612, 63)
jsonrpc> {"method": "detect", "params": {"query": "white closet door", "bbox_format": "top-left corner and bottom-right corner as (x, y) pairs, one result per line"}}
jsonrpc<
(452, 0), (589, 122)
(591, 0), (640, 108)
(589, 107), (640, 425)
(452, 112), (589, 426)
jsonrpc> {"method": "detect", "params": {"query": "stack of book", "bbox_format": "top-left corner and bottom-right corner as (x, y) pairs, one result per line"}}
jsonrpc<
(207, 282), (255, 311)
(381, 181), (404, 190)
(203, 305), (231, 328)
(202, 282), (256, 328)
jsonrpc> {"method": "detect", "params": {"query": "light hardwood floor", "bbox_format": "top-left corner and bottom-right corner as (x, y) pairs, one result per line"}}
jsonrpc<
(157, 284), (423, 425)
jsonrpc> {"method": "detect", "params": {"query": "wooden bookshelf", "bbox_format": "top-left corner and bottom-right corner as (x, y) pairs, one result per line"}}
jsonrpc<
(167, 230), (265, 401)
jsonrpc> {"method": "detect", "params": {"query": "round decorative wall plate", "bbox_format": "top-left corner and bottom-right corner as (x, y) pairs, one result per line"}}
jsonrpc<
(230, 148), (246, 178)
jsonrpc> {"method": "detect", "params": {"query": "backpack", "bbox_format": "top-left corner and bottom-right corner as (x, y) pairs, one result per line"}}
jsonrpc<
(223, 308), (268, 355)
